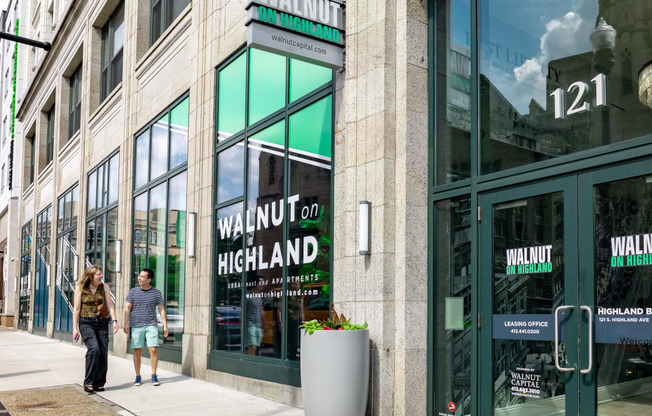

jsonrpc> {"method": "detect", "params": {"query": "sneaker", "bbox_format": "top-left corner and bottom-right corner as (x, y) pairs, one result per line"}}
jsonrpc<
(134, 375), (142, 386)
(151, 374), (160, 386)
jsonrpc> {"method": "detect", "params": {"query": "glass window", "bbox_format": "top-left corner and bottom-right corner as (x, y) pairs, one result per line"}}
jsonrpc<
(150, 0), (191, 45)
(214, 49), (333, 364)
(479, 1), (652, 174)
(167, 171), (186, 346)
(55, 185), (79, 334)
(69, 64), (82, 139)
(135, 131), (150, 189)
(150, 116), (169, 181)
(46, 107), (55, 165)
(248, 49), (286, 126)
(217, 53), (246, 140)
(132, 96), (188, 350)
(214, 202), (243, 353)
(86, 151), (120, 293)
(108, 153), (119, 204)
(434, 196), (472, 416)
(289, 96), (332, 159)
(434, 0), (471, 185)
(290, 59), (332, 103)
(88, 170), (97, 215)
(101, 2), (124, 102)
(169, 96), (188, 169)
(19, 222), (32, 329)
(217, 142), (244, 204)
(34, 207), (52, 329)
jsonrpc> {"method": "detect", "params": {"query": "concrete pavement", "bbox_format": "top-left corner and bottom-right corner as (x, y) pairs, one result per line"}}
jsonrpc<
(0, 328), (304, 416)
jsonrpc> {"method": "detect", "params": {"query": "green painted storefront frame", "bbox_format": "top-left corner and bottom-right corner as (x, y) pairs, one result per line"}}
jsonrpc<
(427, 0), (652, 415)
(209, 46), (335, 387)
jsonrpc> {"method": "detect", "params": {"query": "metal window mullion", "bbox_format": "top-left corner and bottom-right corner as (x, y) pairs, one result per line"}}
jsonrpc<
(280, 56), (290, 362)
(239, 48), (251, 357)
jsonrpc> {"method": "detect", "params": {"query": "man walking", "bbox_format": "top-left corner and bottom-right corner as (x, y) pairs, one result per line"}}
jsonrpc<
(124, 268), (168, 386)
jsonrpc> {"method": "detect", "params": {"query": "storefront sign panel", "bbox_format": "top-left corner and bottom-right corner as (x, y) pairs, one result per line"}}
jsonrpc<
(247, 22), (344, 68)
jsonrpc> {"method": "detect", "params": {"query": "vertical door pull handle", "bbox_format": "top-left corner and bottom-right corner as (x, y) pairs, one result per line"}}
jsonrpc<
(580, 306), (593, 374)
(555, 305), (575, 372)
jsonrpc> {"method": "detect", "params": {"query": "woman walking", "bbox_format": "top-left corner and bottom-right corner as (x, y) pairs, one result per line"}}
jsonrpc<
(72, 266), (118, 393)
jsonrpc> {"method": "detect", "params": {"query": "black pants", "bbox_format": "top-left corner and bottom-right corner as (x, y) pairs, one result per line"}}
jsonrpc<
(79, 317), (109, 388)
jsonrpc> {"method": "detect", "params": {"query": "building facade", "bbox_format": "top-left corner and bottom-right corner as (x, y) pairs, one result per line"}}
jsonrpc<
(10, 0), (652, 415)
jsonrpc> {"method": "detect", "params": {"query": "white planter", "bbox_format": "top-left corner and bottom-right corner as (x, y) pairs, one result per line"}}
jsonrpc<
(300, 329), (369, 416)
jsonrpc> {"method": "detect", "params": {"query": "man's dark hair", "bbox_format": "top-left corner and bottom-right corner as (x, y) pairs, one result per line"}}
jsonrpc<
(142, 268), (154, 282)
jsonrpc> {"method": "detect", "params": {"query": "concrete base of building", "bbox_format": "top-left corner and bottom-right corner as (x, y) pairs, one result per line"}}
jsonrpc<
(0, 315), (13, 327)
(207, 369), (303, 409)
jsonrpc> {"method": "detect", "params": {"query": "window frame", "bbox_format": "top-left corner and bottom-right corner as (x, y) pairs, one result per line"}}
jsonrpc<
(131, 93), (189, 360)
(68, 64), (82, 139)
(100, 2), (124, 103)
(46, 106), (55, 165)
(211, 47), (335, 386)
(86, 149), (120, 293)
(54, 184), (79, 336)
(149, 0), (191, 46)
(18, 221), (32, 330)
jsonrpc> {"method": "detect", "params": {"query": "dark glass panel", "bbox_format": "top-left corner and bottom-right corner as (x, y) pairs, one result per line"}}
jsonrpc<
(217, 142), (244, 203)
(215, 202), (243, 353)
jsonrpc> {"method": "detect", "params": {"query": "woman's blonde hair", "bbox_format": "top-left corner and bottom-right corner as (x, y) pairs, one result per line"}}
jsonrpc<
(78, 265), (103, 293)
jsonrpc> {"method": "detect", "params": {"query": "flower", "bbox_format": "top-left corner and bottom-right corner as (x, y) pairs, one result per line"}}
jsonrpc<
(300, 304), (368, 334)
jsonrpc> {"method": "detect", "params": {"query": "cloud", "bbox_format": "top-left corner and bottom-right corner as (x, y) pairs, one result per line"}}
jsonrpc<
(496, 1), (598, 113)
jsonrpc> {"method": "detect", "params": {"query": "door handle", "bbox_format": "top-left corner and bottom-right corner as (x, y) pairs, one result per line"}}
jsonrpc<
(580, 306), (593, 374)
(555, 305), (575, 372)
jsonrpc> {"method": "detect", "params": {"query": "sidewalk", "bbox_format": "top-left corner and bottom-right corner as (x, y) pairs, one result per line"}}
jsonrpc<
(0, 327), (304, 416)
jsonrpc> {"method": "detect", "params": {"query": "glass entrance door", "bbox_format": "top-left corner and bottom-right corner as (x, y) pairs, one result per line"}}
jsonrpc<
(579, 159), (652, 415)
(480, 177), (580, 416)
(479, 160), (652, 415)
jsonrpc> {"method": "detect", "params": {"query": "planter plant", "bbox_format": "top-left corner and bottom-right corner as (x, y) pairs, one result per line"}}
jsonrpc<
(300, 305), (369, 416)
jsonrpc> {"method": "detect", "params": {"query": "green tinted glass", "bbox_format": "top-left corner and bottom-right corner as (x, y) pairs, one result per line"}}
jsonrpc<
(218, 53), (246, 137)
(171, 96), (189, 128)
(248, 48), (286, 126)
(289, 95), (332, 159)
(290, 59), (332, 102)
(250, 120), (285, 147)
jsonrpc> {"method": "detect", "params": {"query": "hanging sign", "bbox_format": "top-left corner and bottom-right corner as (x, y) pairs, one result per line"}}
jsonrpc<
(245, 0), (345, 69)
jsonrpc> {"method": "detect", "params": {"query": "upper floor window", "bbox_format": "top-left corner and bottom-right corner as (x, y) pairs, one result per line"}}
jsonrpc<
(150, 0), (190, 45)
(101, 2), (124, 102)
(68, 64), (82, 139)
(46, 107), (55, 165)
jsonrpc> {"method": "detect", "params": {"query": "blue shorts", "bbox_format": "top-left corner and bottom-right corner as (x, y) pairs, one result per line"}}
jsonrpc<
(246, 325), (262, 347)
(131, 325), (159, 349)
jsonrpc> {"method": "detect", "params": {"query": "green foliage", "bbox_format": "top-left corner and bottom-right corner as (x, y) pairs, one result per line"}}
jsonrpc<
(300, 303), (368, 334)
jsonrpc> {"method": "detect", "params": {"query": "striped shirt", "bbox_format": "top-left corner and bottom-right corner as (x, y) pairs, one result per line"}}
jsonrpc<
(126, 286), (163, 327)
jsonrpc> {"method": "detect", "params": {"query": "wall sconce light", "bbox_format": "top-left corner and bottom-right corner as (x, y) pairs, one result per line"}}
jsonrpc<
(115, 240), (122, 273)
(28, 272), (31, 290)
(73, 254), (79, 281)
(188, 212), (197, 258)
(46, 266), (50, 286)
(14, 276), (17, 293)
(359, 201), (371, 255)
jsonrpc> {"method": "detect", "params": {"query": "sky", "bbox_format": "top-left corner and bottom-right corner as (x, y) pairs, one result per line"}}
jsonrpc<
(450, 0), (600, 114)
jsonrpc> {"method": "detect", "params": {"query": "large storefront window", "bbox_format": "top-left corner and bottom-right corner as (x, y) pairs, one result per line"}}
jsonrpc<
(34, 206), (51, 330)
(479, 1), (652, 174)
(18, 222), (32, 329)
(87, 152), (119, 294)
(213, 48), (333, 375)
(54, 185), (78, 335)
(133, 96), (188, 351)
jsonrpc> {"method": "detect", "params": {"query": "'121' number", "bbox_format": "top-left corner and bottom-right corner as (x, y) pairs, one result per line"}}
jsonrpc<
(550, 74), (607, 119)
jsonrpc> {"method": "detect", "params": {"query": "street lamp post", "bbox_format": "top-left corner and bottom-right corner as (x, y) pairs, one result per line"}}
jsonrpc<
(0, 31), (51, 51)
(590, 17), (616, 146)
